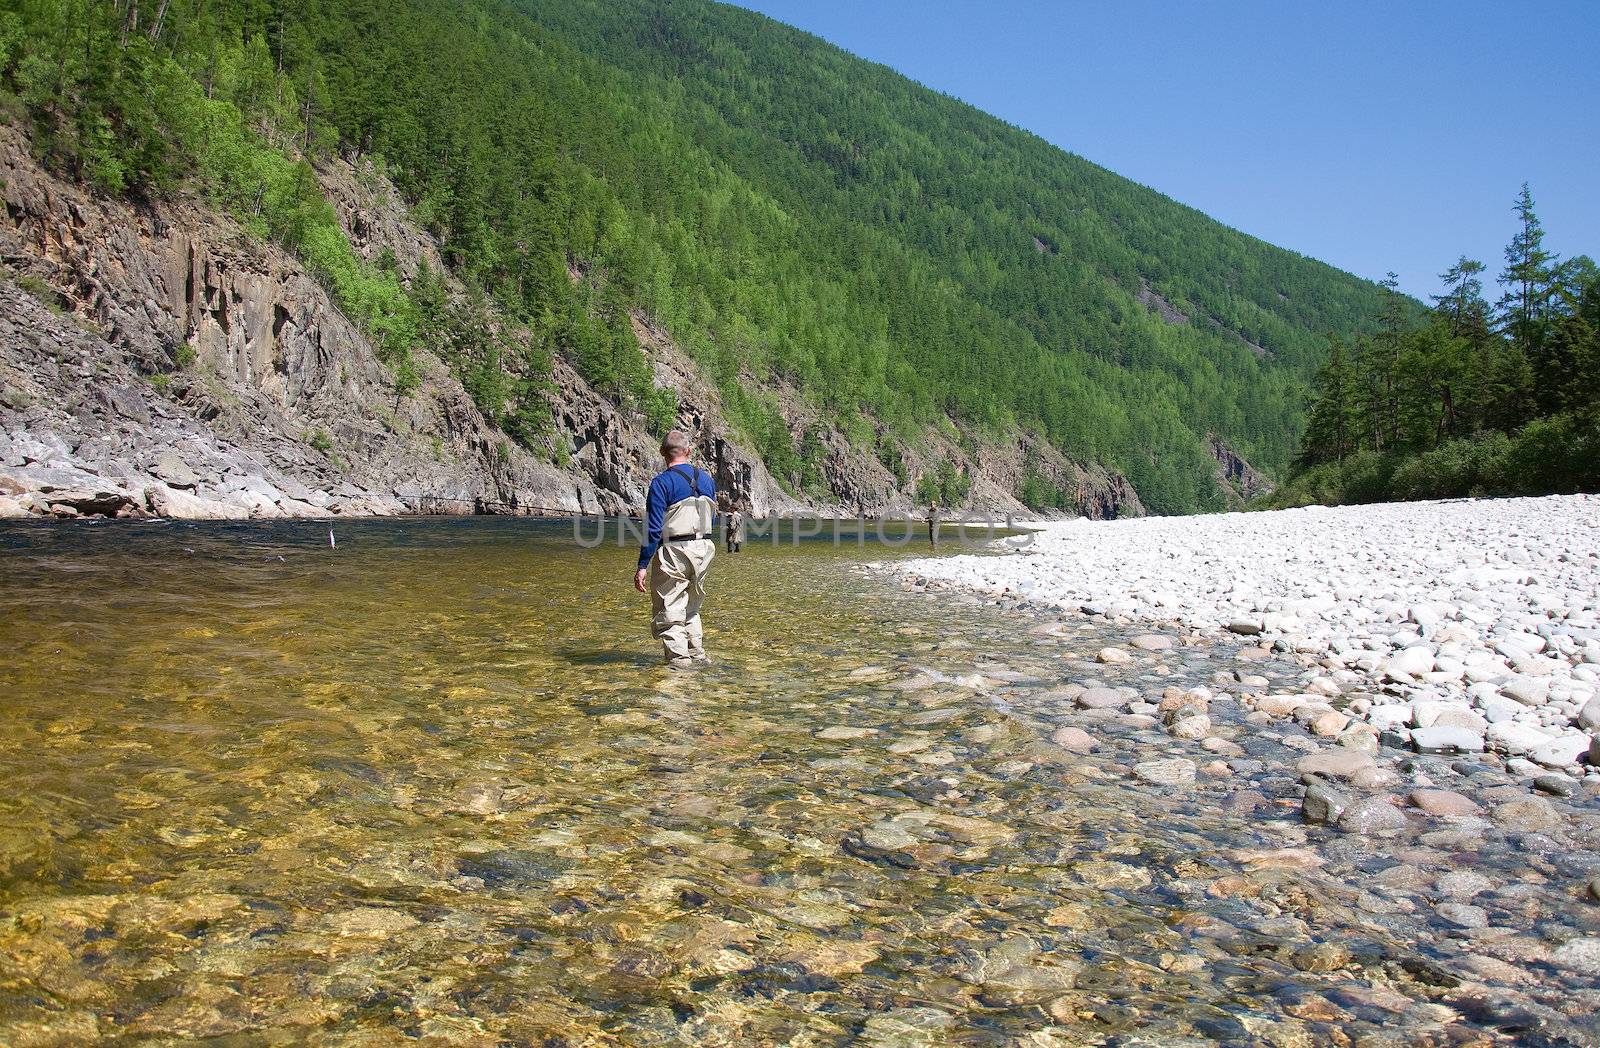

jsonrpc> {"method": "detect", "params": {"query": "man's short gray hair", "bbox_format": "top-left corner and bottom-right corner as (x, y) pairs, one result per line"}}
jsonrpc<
(661, 429), (691, 455)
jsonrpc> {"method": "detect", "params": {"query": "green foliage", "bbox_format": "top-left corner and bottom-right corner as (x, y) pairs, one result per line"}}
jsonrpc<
(1281, 185), (1598, 505)
(1387, 434), (1511, 501)
(1271, 417), (1599, 507)
(915, 458), (970, 507)
(876, 438), (909, 490)
(1480, 414), (1600, 495)
(1020, 469), (1073, 511)
(1264, 450), (1397, 508)
(305, 428), (334, 454)
(3, 0), (420, 391)
(14, 272), (62, 312)
(793, 427), (828, 498)
(721, 383), (801, 493)
(1296, 335), (1356, 468)
(3, 0), (1403, 510)
(643, 386), (678, 440)
(390, 354), (420, 399)
(412, 263), (552, 445)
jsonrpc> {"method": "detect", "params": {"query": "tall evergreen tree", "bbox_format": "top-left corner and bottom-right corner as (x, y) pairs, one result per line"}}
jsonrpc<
(1296, 334), (1356, 466)
(1540, 259), (1600, 416)
(1432, 257), (1488, 338)
(1497, 184), (1558, 354)
(1352, 273), (1409, 450)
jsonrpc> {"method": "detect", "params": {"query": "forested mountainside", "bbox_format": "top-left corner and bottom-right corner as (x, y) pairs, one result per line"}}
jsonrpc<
(1, 0), (1395, 517)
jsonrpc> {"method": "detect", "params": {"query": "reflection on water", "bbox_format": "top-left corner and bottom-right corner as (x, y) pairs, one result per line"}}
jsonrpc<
(0, 519), (1593, 1044)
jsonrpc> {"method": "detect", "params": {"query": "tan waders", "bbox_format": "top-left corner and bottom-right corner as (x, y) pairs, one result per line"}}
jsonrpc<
(651, 490), (716, 666)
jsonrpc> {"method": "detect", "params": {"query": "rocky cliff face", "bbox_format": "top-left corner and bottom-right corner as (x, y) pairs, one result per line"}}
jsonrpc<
(0, 123), (1145, 522)
(1209, 434), (1275, 505)
(0, 122), (610, 519)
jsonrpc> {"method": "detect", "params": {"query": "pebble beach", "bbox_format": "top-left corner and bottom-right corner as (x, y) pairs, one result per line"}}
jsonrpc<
(901, 495), (1600, 785)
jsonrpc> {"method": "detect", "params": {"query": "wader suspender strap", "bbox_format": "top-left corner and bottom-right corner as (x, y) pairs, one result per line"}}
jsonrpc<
(670, 464), (707, 498)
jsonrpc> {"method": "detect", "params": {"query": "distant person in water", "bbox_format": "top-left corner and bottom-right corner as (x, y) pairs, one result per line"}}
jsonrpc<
(635, 430), (717, 668)
(928, 499), (940, 550)
(725, 501), (743, 554)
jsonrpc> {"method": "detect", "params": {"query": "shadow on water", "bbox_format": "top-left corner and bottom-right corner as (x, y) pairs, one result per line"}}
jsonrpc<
(557, 647), (658, 668)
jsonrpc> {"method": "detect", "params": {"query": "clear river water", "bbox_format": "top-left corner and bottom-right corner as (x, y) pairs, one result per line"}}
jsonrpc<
(1, 518), (1595, 1046)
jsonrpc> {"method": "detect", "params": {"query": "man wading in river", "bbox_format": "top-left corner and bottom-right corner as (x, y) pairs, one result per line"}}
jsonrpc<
(634, 430), (717, 668)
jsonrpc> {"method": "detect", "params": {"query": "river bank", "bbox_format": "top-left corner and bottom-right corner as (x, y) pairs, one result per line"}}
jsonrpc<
(897, 495), (1600, 790)
(3, 517), (1598, 1043)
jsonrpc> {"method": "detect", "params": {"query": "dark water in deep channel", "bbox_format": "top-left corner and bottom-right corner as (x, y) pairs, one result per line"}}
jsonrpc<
(1, 518), (1596, 1045)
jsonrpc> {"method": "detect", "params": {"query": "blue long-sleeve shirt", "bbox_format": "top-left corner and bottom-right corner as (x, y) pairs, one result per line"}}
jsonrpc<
(638, 464), (717, 568)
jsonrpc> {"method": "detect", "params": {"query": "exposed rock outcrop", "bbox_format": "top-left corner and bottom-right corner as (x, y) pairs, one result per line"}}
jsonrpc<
(1208, 434), (1274, 505)
(0, 121), (620, 518)
(1135, 278), (1189, 327)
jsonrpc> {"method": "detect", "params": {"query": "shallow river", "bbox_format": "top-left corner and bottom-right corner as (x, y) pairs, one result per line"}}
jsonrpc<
(1, 519), (1596, 1045)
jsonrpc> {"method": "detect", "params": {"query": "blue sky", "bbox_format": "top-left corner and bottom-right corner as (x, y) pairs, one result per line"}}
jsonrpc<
(726, 1), (1598, 300)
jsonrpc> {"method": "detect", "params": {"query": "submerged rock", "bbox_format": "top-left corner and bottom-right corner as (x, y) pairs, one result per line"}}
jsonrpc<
(1290, 942), (1351, 973)
(1301, 782), (1350, 825)
(1336, 797), (1407, 834)
(1049, 726), (1097, 753)
(1407, 789), (1480, 817)
(454, 850), (569, 889)
(1533, 774), (1575, 798)
(1493, 797), (1562, 832)
(1076, 687), (1125, 710)
(1131, 758), (1196, 788)
(448, 782), (504, 816)
(861, 1007), (957, 1043)
(1296, 750), (1375, 780)
(1072, 861), (1152, 890)
(1436, 902), (1489, 928)
(1436, 871), (1494, 898)
(1168, 713), (1211, 740)
(817, 725), (878, 740)
(321, 907), (420, 938)
(1551, 938), (1600, 976)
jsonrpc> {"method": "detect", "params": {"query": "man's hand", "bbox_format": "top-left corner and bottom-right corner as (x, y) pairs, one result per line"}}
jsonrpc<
(634, 568), (648, 593)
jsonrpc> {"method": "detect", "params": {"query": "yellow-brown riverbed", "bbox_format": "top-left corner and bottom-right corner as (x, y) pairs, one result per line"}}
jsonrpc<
(2, 518), (1596, 1045)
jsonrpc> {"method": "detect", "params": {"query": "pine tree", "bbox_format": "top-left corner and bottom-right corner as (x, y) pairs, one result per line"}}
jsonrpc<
(1541, 260), (1600, 416)
(1497, 184), (1558, 355)
(1432, 257), (1488, 338)
(1296, 334), (1356, 466)
(1352, 273), (1408, 451)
